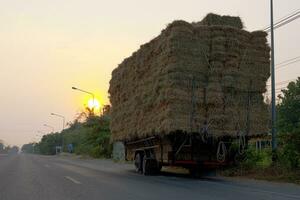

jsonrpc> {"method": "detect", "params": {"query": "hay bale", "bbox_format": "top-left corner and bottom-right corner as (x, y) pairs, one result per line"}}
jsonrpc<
(109, 13), (270, 141)
(196, 13), (243, 29)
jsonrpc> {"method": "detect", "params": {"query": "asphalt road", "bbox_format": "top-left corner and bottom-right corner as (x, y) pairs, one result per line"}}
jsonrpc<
(0, 154), (300, 200)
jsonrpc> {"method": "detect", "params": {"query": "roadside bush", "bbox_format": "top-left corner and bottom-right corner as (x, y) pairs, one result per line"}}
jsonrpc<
(21, 143), (36, 153)
(33, 109), (113, 158)
(38, 133), (62, 155)
(277, 78), (300, 170)
(278, 132), (300, 169)
(241, 147), (272, 170)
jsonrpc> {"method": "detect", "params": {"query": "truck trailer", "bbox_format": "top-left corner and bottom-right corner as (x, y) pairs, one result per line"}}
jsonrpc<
(109, 13), (270, 175)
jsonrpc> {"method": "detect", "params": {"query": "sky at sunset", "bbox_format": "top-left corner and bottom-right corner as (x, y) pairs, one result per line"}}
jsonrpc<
(0, 0), (300, 146)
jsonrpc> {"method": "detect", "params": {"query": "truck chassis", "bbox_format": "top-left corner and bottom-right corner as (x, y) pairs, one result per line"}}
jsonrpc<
(125, 131), (247, 176)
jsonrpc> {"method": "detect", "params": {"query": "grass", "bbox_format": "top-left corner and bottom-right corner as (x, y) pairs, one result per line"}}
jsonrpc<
(220, 147), (300, 184)
(221, 166), (300, 184)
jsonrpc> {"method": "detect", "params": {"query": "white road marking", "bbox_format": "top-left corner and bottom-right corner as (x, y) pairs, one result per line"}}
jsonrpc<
(44, 164), (50, 168)
(64, 176), (81, 184)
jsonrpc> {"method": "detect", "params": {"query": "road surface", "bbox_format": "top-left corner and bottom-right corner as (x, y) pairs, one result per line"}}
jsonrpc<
(0, 154), (299, 200)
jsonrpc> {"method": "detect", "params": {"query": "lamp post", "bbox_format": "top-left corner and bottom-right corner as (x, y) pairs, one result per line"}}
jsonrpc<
(51, 113), (65, 130)
(37, 130), (45, 135)
(35, 133), (42, 140)
(51, 113), (66, 152)
(32, 143), (35, 154)
(43, 124), (54, 132)
(72, 86), (95, 112)
(36, 131), (44, 142)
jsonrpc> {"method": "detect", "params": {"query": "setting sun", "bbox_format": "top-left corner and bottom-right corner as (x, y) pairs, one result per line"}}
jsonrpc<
(87, 98), (100, 110)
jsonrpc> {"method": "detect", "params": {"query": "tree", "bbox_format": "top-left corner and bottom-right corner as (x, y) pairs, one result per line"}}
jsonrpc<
(63, 112), (112, 158)
(8, 146), (19, 154)
(38, 133), (62, 155)
(34, 107), (112, 157)
(0, 140), (5, 153)
(277, 77), (300, 169)
(21, 143), (36, 153)
(0, 141), (18, 154)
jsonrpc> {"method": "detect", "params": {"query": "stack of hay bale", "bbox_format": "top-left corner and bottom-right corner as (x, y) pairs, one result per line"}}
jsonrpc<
(109, 13), (270, 141)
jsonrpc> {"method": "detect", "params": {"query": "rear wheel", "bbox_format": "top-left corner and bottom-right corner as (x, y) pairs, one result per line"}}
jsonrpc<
(157, 162), (162, 172)
(142, 157), (151, 175)
(142, 157), (160, 175)
(134, 153), (143, 173)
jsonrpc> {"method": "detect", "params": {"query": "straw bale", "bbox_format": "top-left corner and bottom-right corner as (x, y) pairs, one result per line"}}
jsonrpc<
(109, 13), (270, 141)
(197, 13), (244, 29)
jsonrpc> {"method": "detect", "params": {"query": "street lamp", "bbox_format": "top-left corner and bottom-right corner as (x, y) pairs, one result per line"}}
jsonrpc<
(36, 130), (45, 140)
(51, 113), (65, 130)
(72, 86), (95, 112)
(37, 130), (45, 135)
(43, 124), (54, 132)
(51, 113), (66, 152)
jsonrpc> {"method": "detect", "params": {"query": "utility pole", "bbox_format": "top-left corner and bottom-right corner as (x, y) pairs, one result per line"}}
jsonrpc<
(51, 113), (66, 152)
(270, 0), (277, 152)
(43, 124), (54, 132)
(51, 113), (65, 130)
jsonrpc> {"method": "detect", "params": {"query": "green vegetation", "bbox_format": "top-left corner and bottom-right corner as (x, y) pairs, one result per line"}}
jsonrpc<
(277, 77), (300, 169)
(21, 143), (36, 154)
(22, 109), (112, 158)
(62, 112), (112, 158)
(222, 147), (300, 184)
(0, 140), (19, 154)
(223, 78), (300, 184)
(240, 147), (272, 170)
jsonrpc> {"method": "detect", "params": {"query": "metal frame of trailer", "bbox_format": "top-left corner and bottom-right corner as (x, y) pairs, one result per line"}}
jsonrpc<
(125, 132), (248, 176)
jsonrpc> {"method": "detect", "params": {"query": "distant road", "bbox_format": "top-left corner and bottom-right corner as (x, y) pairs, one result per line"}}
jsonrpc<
(0, 154), (300, 200)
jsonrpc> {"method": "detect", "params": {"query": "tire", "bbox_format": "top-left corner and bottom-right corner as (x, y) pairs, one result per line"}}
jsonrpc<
(157, 163), (162, 172)
(134, 153), (143, 173)
(142, 156), (151, 175)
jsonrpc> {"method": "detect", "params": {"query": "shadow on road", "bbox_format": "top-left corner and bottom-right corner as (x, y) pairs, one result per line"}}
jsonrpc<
(126, 168), (223, 182)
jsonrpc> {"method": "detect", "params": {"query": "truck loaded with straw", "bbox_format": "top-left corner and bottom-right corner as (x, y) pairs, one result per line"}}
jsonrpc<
(109, 13), (270, 176)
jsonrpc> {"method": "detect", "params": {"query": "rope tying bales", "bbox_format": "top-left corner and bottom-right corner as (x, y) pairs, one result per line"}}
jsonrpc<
(238, 131), (246, 155)
(217, 141), (227, 163)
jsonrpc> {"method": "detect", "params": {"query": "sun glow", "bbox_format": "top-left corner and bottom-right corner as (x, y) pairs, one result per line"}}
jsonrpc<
(87, 98), (100, 110)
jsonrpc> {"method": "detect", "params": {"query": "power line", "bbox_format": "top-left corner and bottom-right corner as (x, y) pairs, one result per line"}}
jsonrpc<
(272, 11), (300, 28)
(266, 86), (288, 91)
(276, 59), (300, 70)
(262, 9), (300, 30)
(275, 80), (294, 85)
(276, 56), (300, 66)
(269, 77), (299, 82)
(263, 9), (300, 32)
(267, 78), (297, 86)
(266, 87), (287, 93)
(265, 90), (285, 95)
(267, 82), (288, 86)
(271, 15), (300, 31)
(275, 87), (287, 91)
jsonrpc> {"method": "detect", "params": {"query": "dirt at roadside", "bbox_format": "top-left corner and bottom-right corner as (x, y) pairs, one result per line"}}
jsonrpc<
(219, 166), (300, 185)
